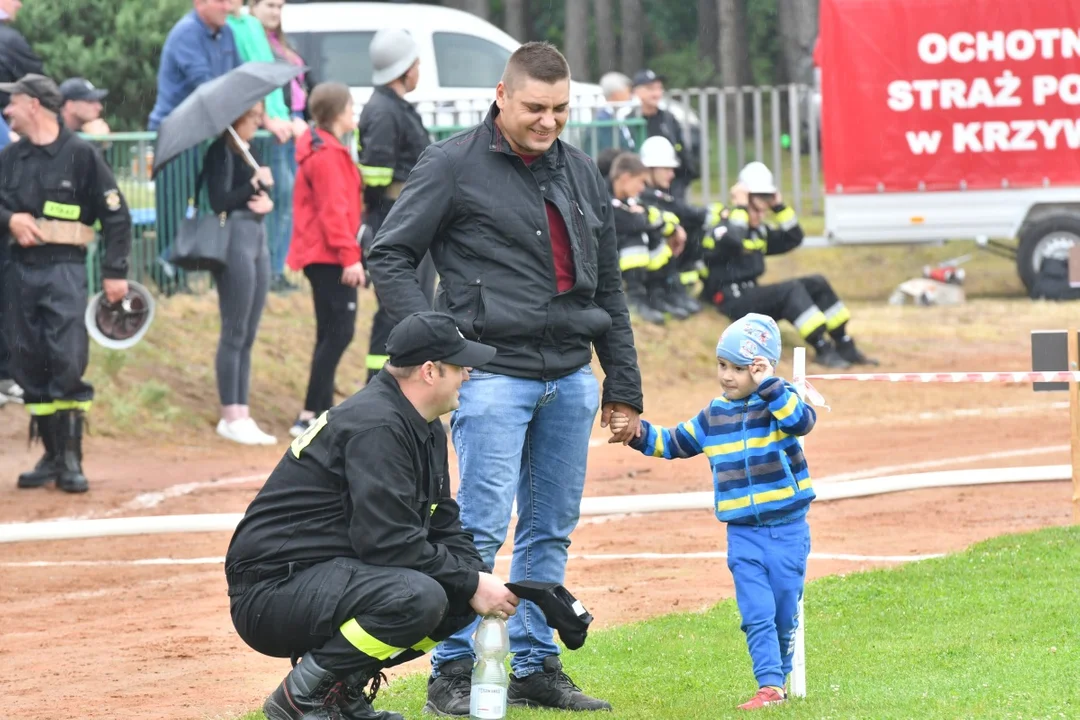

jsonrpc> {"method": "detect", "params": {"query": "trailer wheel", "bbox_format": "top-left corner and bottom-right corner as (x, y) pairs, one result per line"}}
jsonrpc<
(1016, 213), (1080, 293)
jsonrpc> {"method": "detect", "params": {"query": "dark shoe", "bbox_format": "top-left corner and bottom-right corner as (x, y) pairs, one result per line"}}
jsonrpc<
(648, 285), (690, 320)
(272, 274), (300, 294)
(814, 343), (852, 370)
(508, 656), (612, 711)
(263, 653), (344, 720)
(628, 292), (666, 326)
(836, 337), (880, 366)
(423, 658), (473, 716)
(55, 410), (88, 494)
(667, 280), (702, 315)
(18, 415), (61, 489)
(339, 671), (404, 720)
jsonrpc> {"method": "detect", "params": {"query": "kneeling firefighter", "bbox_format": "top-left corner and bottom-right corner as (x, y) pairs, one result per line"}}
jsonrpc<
(0, 74), (136, 493)
(702, 161), (878, 368)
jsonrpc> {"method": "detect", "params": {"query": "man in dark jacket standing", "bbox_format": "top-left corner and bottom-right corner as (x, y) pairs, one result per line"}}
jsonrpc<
(226, 311), (520, 720)
(358, 27), (438, 382)
(367, 41), (643, 716)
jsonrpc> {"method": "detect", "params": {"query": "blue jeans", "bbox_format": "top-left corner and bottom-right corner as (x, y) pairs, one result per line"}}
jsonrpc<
(267, 138), (296, 277)
(726, 518), (812, 689)
(431, 365), (600, 677)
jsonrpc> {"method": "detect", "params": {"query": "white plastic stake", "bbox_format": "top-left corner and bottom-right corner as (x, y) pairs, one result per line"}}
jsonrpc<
(789, 346), (808, 698)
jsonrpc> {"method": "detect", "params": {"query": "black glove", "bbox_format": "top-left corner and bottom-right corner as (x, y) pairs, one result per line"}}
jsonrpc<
(504, 581), (593, 650)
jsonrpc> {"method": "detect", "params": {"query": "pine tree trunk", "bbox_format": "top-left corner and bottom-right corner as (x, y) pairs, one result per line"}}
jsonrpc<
(777, 0), (819, 84)
(593, 0), (617, 74)
(503, 0), (528, 41)
(697, 0), (719, 83)
(618, 0), (643, 74)
(716, 0), (749, 86)
(565, 0), (591, 81)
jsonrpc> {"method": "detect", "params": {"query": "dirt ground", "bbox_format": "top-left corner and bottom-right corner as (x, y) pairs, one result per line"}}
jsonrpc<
(1, 337), (1076, 720)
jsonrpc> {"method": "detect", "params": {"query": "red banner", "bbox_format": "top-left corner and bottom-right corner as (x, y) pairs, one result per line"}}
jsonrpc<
(819, 0), (1080, 194)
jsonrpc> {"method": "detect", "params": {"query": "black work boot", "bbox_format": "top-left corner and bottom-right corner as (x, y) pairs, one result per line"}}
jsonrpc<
(508, 656), (612, 711)
(813, 341), (851, 370)
(836, 336), (880, 366)
(423, 658), (473, 717)
(627, 289), (665, 326)
(668, 279), (702, 315)
(648, 281), (690, 320)
(263, 653), (346, 720)
(18, 415), (62, 489)
(55, 410), (89, 494)
(338, 671), (404, 720)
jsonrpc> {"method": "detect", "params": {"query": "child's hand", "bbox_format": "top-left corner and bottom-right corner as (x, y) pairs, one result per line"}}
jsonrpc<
(750, 356), (774, 387)
(608, 411), (630, 434)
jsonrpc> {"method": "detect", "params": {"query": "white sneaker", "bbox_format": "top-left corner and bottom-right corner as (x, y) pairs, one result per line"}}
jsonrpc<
(217, 418), (277, 446)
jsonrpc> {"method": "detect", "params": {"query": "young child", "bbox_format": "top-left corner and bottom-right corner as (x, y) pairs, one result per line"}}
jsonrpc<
(609, 312), (816, 710)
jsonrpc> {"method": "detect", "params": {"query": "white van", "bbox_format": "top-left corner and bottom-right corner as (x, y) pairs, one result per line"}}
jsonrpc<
(281, 1), (606, 129)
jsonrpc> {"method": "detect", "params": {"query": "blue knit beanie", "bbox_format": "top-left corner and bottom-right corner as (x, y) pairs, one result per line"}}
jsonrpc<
(716, 313), (782, 366)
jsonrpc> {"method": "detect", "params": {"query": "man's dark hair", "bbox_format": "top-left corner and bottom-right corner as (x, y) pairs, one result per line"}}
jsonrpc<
(501, 41), (571, 91)
(608, 152), (648, 180)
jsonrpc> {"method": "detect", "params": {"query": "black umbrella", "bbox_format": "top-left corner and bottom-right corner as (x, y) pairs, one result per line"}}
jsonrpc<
(151, 61), (306, 178)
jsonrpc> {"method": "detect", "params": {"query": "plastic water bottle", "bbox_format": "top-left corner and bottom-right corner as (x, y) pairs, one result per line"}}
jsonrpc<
(470, 615), (509, 720)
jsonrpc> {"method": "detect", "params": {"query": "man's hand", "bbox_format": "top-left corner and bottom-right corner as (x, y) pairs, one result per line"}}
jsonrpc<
(601, 402), (642, 445)
(750, 356), (774, 387)
(668, 224), (687, 256)
(264, 116), (292, 144)
(469, 572), (520, 620)
(103, 279), (128, 305)
(10, 213), (44, 247)
(730, 182), (749, 207)
(341, 262), (366, 288)
(628, 203), (646, 214)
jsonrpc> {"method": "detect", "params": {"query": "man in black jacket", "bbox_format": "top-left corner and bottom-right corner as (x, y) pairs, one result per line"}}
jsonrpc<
(367, 41), (642, 716)
(226, 311), (520, 720)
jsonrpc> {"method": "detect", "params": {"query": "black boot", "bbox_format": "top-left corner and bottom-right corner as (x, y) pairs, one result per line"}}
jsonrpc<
(424, 658), (473, 717)
(263, 653), (346, 720)
(668, 278), (702, 315)
(813, 341), (851, 370)
(835, 336), (879, 366)
(627, 289), (666, 325)
(339, 671), (403, 720)
(508, 656), (612, 711)
(647, 279), (689, 320)
(55, 410), (89, 494)
(17, 415), (62, 489)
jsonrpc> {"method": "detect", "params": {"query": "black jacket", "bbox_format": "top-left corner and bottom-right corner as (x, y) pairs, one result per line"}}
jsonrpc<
(225, 371), (486, 602)
(357, 85), (431, 193)
(626, 107), (699, 198)
(706, 203), (805, 286)
(0, 23), (42, 108)
(366, 104), (643, 412)
(0, 129), (131, 279)
(203, 135), (259, 214)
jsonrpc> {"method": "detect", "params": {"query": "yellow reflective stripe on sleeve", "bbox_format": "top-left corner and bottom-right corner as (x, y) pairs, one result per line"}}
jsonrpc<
(701, 235), (716, 250)
(339, 619), (405, 660)
(366, 354), (389, 371)
(774, 206), (798, 230)
(729, 208), (750, 227)
(618, 246), (650, 271)
(742, 237), (767, 252)
(646, 243), (673, 270)
(43, 201), (81, 221)
(359, 165), (394, 187)
(27, 402), (59, 416)
(54, 400), (92, 412)
(661, 210), (680, 226)
(411, 636), (439, 653)
(679, 270), (700, 285)
(290, 411), (328, 458)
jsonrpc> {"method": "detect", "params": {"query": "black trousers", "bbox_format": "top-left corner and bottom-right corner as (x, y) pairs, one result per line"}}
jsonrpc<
(229, 558), (476, 677)
(364, 200), (436, 377)
(302, 264), (358, 415)
(712, 275), (841, 340)
(2, 259), (93, 409)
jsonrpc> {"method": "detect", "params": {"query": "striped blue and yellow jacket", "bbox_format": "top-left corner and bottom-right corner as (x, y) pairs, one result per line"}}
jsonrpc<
(629, 376), (816, 526)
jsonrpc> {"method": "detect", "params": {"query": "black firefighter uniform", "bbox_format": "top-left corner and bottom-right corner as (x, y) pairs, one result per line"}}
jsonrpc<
(612, 196), (687, 323)
(356, 85), (437, 381)
(640, 185), (726, 289)
(0, 128), (131, 492)
(702, 201), (853, 348)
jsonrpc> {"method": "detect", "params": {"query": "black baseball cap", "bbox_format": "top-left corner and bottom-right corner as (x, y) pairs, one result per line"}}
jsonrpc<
(385, 311), (496, 368)
(59, 77), (109, 103)
(0, 74), (63, 112)
(632, 69), (665, 87)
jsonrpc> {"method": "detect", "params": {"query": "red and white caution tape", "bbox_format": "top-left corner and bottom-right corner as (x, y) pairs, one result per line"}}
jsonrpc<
(803, 371), (1080, 383)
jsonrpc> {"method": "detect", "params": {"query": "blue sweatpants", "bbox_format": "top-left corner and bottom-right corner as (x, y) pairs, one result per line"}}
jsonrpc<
(726, 517), (811, 689)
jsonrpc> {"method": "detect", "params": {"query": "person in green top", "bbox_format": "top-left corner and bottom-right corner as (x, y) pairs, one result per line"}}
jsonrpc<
(227, 0), (308, 294)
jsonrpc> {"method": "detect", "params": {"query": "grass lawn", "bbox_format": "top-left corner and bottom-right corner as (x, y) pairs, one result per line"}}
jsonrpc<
(234, 526), (1078, 720)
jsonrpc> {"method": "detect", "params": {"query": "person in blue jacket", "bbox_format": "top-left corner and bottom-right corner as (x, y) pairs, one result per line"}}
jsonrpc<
(609, 312), (817, 711)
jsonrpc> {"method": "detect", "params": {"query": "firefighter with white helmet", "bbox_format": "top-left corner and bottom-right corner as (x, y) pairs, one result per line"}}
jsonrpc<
(357, 27), (438, 385)
(702, 161), (878, 368)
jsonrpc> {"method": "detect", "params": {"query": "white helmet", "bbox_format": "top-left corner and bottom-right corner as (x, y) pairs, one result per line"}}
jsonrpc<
(85, 280), (155, 350)
(370, 28), (419, 86)
(737, 161), (777, 194)
(639, 135), (680, 169)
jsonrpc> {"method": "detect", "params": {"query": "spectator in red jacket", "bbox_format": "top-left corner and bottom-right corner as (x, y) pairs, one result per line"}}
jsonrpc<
(286, 82), (363, 438)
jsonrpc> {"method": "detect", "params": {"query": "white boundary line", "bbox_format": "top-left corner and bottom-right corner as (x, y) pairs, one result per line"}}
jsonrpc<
(0, 550), (943, 569)
(817, 444), (1069, 483)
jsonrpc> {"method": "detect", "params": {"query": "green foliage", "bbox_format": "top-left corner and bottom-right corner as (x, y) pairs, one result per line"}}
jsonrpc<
(744, 0), (781, 84)
(16, 0), (191, 131)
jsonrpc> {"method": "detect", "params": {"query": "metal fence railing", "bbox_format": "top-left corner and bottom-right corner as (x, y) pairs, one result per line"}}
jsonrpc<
(81, 116), (649, 295)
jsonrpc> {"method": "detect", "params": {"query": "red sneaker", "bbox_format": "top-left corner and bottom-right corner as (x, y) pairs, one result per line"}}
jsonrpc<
(738, 686), (787, 710)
